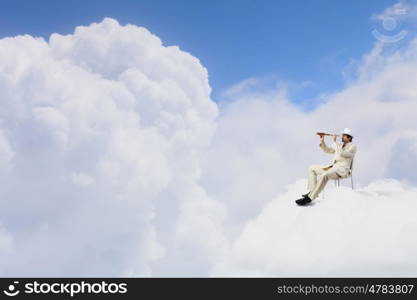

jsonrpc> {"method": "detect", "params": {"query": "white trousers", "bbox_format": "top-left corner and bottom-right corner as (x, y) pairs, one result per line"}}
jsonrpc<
(307, 164), (340, 200)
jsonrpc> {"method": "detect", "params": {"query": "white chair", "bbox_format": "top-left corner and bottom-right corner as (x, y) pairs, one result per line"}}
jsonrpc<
(336, 158), (354, 189)
(321, 158), (354, 199)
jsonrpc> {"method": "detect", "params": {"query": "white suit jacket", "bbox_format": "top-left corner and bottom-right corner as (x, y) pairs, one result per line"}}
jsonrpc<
(319, 140), (357, 178)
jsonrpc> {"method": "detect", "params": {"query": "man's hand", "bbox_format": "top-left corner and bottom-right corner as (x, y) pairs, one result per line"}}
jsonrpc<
(331, 134), (337, 142)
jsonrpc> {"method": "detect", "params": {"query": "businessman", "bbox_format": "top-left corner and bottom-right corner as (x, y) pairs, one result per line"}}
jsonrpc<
(296, 128), (357, 206)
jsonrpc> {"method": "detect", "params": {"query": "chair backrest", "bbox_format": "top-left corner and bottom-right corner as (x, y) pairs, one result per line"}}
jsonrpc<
(332, 158), (354, 189)
(336, 158), (354, 180)
(349, 157), (354, 175)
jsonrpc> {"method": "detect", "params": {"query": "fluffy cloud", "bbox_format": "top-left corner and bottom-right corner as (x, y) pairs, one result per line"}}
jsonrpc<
(210, 178), (417, 276)
(2, 1), (417, 277)
(199, 1), (417, 275)
(0, 17), (226, 276)
(199, 30), (417, 245)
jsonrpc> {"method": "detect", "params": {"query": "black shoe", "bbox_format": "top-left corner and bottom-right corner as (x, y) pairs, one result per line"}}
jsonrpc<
(295, 196), (312, 206)
(301, 192), (310, 198)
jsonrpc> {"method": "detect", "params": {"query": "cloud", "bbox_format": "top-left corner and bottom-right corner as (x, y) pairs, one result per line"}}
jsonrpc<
(0, 129), (15, 170)
(71, 171), (95, 186)
(372, 0), (417, 24)
(0, 17), (226, 276)
(198, 1), (417, 275)
(371, 0), (410, 22)
(199, 25), (417, 242)
(210, 178), (417, 276)
(2, 2), (417, 277)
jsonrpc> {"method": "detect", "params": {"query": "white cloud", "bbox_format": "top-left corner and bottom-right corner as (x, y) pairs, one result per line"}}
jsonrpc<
(199, 1), (417, 275)
(0, 17), (225, 276)
(199, 25), (417, 244)
(0, 224), (14, 260)
(2, 2), (417, 277)
(371, 0), (410, 22)
(0, 129), (15, 170)
(71, 172), (95, 186)
(210, 178), (417, 276)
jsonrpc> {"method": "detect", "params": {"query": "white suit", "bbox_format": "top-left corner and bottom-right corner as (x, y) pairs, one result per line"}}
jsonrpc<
(307, 140), (357, 200)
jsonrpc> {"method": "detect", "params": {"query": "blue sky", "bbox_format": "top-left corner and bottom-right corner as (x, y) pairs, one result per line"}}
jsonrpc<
(1, 0), (399, 104)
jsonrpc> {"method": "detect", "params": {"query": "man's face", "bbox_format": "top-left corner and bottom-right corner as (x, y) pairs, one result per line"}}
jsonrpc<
(342, 134), (351, 143)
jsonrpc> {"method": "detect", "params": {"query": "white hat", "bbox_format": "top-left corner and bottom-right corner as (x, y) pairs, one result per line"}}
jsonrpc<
(341, 128), (353, 137)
